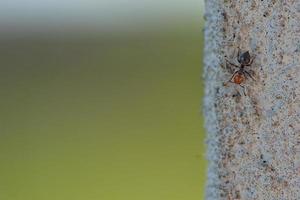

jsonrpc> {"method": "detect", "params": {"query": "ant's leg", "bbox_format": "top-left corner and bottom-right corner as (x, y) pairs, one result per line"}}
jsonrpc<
(228, 71), (238, 82)
(237, 48), (241, 63)
(223, 62), (234, 73)
(245, 70), (256, 81)
(246, 55), (256, 66)
(223, 71), (238, 86)
(226, 59), (239, 68)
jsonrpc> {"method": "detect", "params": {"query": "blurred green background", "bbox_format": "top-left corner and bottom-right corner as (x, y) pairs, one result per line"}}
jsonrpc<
(0, 1), (205, 200)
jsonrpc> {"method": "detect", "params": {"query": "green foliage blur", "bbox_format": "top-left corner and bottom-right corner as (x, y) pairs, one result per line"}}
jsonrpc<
(0, 17), (205, 200)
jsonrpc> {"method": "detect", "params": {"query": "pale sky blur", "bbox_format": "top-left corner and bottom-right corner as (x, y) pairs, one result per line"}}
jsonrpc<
(0, 0), (204, 35)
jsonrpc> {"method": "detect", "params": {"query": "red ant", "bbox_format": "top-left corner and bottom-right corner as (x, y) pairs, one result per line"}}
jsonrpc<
(224, 49), (256, 95)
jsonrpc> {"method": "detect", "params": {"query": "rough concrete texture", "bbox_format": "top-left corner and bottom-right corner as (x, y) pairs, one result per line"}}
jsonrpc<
(204, 0), (300, 199)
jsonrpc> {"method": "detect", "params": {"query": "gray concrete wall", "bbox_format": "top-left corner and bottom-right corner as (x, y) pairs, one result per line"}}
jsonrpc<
(204, 0), (300, 199)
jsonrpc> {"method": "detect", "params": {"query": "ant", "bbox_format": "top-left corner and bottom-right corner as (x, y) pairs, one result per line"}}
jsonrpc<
(224, 49), (256, 95)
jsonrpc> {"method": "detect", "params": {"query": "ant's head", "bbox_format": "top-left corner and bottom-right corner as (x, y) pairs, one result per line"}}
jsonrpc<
(238, 51), (251, 65)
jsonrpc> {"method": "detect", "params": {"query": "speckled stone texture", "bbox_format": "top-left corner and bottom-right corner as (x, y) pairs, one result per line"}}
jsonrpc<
(204, 0), (300, 199)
